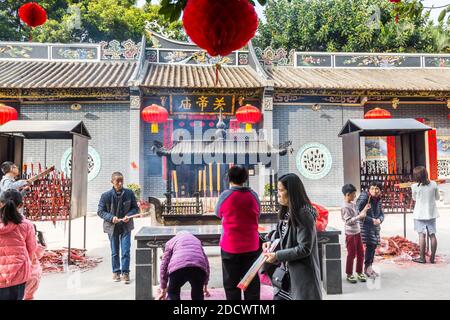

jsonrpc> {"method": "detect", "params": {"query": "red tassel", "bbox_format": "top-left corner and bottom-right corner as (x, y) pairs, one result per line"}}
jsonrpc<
(395, 14), (399, 24)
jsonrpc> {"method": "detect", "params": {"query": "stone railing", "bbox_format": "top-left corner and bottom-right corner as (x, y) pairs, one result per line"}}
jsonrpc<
(2, 40), (449, 68)
(145, 48), (249, 66)
(0, 40), (141, 61)
(254, 47), (450, 68)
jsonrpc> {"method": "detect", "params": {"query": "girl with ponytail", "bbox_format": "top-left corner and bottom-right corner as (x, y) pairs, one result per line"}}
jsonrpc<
(0, 189), (37, 300)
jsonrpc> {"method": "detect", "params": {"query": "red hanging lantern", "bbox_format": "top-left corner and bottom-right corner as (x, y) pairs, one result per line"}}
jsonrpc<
(141, 104), (168, 134)
(0, 104), (18, 125)
(236, 104), (262, 132)
(18, 2), (47, 42)
(364, 107), (392, 119)
(182, 0), (258, 57)
(19, 2), (47, 28)
(389, 0), (401, 3)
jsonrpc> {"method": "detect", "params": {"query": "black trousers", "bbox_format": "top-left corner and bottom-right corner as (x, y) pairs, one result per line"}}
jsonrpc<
(365, 243), (377, 267)
(0, 283), (25, 300)
(168, 267), (206, 300)
(221, 249), (261, 300)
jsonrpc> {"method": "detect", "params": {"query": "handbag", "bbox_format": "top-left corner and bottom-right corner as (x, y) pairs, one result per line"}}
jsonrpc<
(271, 264), (289, 290)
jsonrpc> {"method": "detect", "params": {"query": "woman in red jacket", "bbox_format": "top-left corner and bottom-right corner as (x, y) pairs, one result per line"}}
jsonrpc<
(0, 189), (37, 300)
(215, 165), (261, 300)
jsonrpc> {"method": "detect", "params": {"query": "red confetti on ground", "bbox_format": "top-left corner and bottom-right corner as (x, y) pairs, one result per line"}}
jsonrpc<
(40, 248), (102, 274)
(376, 236), (446, 266)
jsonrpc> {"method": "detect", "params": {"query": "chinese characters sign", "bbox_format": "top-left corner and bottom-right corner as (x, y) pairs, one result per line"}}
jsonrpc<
(171, 95), (235, 115)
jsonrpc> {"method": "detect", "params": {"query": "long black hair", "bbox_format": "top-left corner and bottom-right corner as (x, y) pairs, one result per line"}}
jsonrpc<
(278, 173), (313, 229)
(0, 189), (23, 225)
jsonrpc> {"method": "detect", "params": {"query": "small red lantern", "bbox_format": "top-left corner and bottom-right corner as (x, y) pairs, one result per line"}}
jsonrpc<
(182, 0), (258, 57)
(19, 2), (47, 28)
(236, 104), (262, 132)
(0, 104), (18, 125)
(389, 0), (401, 3)
(364, 107), (392, 119)
(141, 104), (168, 134)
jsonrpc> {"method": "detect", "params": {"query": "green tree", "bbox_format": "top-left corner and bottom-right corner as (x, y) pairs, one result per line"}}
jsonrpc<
(254, 0), (448, 53)
(0, 0), (185, 43)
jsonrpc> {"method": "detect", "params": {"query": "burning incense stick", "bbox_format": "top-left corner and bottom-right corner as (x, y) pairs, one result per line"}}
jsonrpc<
(209, 163), (213, 198)
(203, 167), (207, 198)
(217, 163), (221, 195)
(172, 170), (178, 197)
(237, 239), (280, 291)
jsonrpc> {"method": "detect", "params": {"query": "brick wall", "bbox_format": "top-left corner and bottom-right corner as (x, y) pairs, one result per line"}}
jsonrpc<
(273, 104), (364, 206)
(20, 103), (130, 212)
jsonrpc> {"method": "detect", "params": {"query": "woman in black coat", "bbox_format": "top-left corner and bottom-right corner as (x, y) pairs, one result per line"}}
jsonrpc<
(263, 173), (322, 300)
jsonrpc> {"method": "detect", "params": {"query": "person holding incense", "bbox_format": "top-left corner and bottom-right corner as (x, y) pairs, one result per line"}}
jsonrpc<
(411, 166), (440, 264)
(0, 162), (31, 197)
(356, 181), (385, 278)
(97, 172), (139, 284)
(262, 173), (322, 300)
(158, 231), (210, 300)
(215, 165), (261, 300)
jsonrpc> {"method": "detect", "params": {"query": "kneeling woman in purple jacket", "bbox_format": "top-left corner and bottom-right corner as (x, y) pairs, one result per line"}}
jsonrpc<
(158, 231), (210, 300)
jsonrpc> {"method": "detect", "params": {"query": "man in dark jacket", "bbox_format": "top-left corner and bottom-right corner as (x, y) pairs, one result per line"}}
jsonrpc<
(97, 172), (139, 284)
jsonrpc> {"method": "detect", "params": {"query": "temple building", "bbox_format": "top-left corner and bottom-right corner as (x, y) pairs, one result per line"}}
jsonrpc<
(1, 30), (449, 211)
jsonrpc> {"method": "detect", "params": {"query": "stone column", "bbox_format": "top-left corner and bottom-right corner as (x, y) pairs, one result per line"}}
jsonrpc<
(129, 92), (144, 188)
(259, 94), (274, 198)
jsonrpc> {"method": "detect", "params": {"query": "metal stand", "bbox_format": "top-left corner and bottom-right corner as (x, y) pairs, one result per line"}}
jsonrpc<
(68, 216), (72, 265)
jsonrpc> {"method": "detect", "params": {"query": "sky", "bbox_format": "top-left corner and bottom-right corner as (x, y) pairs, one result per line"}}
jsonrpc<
(136, 0), (446, 23)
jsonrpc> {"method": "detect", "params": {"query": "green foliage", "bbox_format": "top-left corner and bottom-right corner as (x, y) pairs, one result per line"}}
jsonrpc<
(254, 0), (449, 53)
(264, 183), (272, 198)
(127, 183), (141, 200)
(0, 0), (185, 43)
(159, 0), (268, 22)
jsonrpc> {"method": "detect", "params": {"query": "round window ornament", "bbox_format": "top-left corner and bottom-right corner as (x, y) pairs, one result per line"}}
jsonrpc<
(70, 103), (82, 111)
(296, 143), (332, 180)
(61, 146), (101, 182)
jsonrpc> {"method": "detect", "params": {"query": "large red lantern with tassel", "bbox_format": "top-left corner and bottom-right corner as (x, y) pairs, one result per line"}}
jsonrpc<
(0, 104), (19, 125)
(19, 2), (47, 28)
(182, 0), (258, 57)
(236, 104), (262, 132)
(141, 104), (168, 134)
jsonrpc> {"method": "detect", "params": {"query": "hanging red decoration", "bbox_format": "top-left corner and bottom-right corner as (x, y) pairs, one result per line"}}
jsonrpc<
(0, 104), (19, 125)
(183, 0), (258, 85)
(19, 2), (47, 28)
(236, 104), (262, 132)
(18, 2), (47, 42)
(183, 0), (258, 57)
(389, 0), (401, 3)
(364, 107), (392, 119)
(141, 104), (168, 134)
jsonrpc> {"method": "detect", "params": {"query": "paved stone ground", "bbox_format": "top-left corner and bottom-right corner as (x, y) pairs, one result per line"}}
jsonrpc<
(34, 206), (450, 300)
